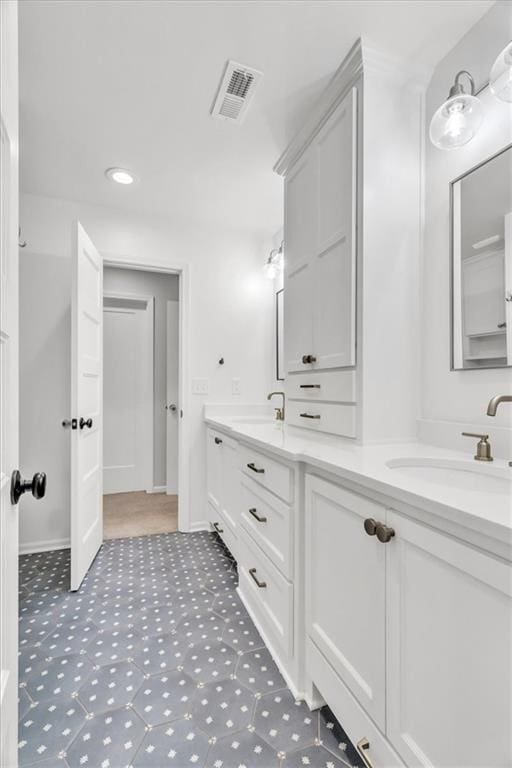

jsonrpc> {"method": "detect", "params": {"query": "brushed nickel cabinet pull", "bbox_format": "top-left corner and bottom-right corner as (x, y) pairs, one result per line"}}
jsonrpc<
(249, 507), (267, 523)
(249, 568), (267, 588)
(212, 522), (224, 534)
(356, 738), (375, 768)
(364, 518), (395, 543)
(375, 522), (395, 543)
(214, 437), (223, 445)
(299, 384), (321, 389)
(247, 462), (265, 474)
(299, 413), (321, 419)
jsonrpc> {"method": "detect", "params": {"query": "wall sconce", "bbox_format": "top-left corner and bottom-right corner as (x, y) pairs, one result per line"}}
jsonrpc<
(429, 71), (483, 150)
(429, 40), (512, 150)
(263, 241), (284, 279)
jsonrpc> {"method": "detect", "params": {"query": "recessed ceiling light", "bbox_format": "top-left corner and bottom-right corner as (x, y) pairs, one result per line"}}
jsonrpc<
(105, 167), (137, 185)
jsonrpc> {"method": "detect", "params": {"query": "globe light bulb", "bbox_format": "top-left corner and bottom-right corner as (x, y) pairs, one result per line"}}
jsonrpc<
(429, 71), (483, 150)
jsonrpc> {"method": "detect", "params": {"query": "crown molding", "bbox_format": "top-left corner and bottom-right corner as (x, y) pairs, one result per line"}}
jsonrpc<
(274, 37), (430, 176)
(274, 38), (363, 176)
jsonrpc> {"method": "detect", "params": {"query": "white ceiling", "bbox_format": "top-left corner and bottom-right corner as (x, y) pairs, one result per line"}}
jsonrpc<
(19, 0), (494, 238)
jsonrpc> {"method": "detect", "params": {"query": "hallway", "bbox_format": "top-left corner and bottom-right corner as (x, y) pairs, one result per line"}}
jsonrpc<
(103, 492), (178, 539)
(18, 532), (363, 768)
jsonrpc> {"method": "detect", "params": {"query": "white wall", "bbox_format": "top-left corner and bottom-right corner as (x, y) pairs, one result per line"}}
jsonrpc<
(103, 267), (178, 490)
(420, 0), (512, 457)
(19, 192), (275, 552)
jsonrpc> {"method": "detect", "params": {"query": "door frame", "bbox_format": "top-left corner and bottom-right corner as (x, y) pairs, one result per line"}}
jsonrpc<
(103, 290), (154, 494)
(102, 256), (191, 533)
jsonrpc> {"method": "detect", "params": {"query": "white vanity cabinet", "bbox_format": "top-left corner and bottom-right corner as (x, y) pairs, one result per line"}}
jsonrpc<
(305, 476), (386, 728)
(305, 473), (512, 768)
(386, 511), (512, 768)
(206, 427), (240, 559)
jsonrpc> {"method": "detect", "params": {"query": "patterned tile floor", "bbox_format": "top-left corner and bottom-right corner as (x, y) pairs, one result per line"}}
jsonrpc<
(18, 531), (364, 768)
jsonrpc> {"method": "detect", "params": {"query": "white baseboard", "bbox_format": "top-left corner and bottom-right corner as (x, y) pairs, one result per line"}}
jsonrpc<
(145, 486), (166, 494)
(19, 538), (70, 555)
(185, 520), (210, 533)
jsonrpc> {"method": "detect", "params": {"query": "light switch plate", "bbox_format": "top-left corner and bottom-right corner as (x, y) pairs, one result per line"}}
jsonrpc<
(192, 378), (209, 395)
(232, 378), (241, 395)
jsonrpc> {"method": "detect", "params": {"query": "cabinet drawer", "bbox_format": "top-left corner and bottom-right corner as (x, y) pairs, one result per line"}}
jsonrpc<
(287, 400), (356, 438)
(241, 476), (293, 580)
(211, 509), (238, 562)
(238, 533), (293, 658)
(286, 369), (356, 403)
(240, 445), (293, 503)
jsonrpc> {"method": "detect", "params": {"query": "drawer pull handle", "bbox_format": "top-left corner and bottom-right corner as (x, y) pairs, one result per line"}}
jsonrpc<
(299, 384), (321, 389)
(249, 507), (267, 523)
(356, 738), (375, 768)
(299, 413), (321, 419)
(214, 437), (223, 445)
(302, 354), (317, 364)
(212, 522), (224, 534)
(364, 518), (395, 543)
(247, 462), (265, 474)
(249, 568), (267, 588)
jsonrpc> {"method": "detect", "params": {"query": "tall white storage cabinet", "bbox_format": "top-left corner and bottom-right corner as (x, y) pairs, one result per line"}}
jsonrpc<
(276, 40), (423, 443)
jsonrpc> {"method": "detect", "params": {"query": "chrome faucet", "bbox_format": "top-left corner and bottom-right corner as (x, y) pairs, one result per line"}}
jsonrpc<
(486, 394), (512, 467)
(267, 391), (285, 421)
(486, 394), (512, 416)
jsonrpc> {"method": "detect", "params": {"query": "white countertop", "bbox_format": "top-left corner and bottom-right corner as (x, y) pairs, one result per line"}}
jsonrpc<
(204, 407), (512, 554)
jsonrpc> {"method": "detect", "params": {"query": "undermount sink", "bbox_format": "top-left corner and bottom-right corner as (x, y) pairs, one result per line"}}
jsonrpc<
(230, 417), (275, 425)
(386, 457), (512, 495)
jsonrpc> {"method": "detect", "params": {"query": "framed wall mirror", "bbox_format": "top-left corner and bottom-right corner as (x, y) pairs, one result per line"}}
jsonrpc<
(276, 289), (284, 381)
(451, 144), (512, 370)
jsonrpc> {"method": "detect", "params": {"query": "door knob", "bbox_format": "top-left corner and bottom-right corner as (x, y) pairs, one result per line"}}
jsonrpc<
(165, 404), (177, 412)
(79, 417), (93, 430)
(11, 470), (47, 505)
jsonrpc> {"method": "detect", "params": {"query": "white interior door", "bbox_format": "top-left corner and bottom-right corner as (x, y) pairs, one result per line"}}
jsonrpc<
(166, 300), (179, 495)
(505, 212), (512, 365)
(103, 297), (153, 494)
(0, 2), (19, 763)
(71, 222), (103, 591)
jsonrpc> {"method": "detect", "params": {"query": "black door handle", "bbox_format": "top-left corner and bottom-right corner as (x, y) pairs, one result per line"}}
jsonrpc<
(79, 417), (93, 430)
(11, 470), (47, 505)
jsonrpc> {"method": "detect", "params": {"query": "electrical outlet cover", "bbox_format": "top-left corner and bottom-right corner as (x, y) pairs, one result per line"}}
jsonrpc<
(232, 378), (241, 395)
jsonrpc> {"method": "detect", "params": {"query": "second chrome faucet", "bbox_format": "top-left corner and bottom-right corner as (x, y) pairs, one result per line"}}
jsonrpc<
(267, 391), (285, 421)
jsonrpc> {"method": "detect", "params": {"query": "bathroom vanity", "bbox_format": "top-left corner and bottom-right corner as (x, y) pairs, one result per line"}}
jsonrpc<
(205, 32), (512, 768)
(205, 410), (512, 768)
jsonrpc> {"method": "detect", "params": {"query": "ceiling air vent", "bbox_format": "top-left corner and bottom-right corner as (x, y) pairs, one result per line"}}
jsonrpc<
(211, 60), (263, 124)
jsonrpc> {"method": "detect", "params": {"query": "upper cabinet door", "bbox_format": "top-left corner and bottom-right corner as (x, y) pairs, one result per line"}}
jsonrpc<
(284, 150), (316, 373)
(284, 150), (317, 271)
(313, 88), (357, 369)
(386, 511), (512, 768)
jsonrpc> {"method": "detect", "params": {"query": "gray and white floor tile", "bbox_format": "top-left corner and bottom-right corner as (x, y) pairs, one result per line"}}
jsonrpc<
(253, 690), (318, 754)
(132, 670), (196, 726)
(66, 706), (146, 768)
(18, 696), (85, 766)
(19, 531), (364, 768)
(77, 660), (144, 714)
(132, 717), (210, 767)
(24, 653), (94, 702)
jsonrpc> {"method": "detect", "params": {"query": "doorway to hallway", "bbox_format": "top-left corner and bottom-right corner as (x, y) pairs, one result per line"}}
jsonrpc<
(102, 266), (180, 540)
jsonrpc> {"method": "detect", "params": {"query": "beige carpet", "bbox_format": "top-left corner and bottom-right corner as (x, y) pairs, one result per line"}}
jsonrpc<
(103, 491), (178, 539)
